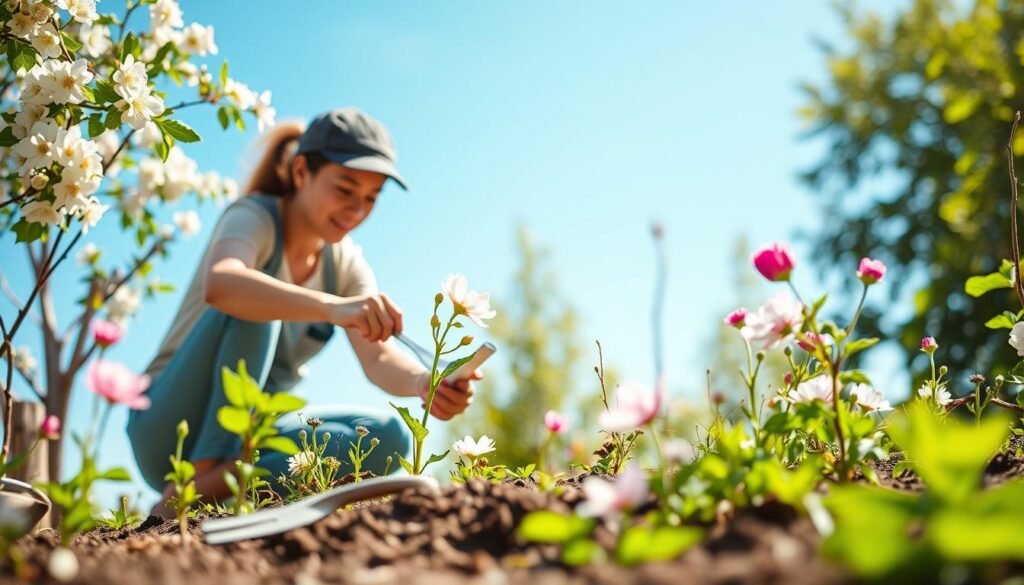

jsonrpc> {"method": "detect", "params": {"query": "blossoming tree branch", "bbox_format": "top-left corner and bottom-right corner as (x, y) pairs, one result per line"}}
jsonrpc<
(0, 0), (275, 486)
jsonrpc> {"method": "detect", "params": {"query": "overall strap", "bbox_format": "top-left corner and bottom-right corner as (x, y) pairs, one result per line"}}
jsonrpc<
(246, 194), (285, 276)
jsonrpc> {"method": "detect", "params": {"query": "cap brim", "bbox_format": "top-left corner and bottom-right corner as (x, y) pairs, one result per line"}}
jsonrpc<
(321, 151), (408, 191)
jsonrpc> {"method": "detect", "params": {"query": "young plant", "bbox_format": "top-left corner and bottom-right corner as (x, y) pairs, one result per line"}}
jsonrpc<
(277, 418), (344, 499)
(216, 360), (305, 514)
(99, 496), (143, 531)
(164, 421), (200, 542)
(347, 425), (379, 483)
(450, 435), (505, 482)
(391, 274), (495, 475)
(538, 410), (569, 473)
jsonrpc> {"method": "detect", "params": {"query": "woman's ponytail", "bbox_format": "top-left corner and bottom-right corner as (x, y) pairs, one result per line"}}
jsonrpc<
(241, 121), (305, 197)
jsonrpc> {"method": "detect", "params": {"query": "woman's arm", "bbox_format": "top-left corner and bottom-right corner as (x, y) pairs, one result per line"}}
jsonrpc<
(203, 238), (403, 341)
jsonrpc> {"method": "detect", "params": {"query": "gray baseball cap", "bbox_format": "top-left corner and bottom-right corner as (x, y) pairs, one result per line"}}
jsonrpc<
(296, 107), (408, 190)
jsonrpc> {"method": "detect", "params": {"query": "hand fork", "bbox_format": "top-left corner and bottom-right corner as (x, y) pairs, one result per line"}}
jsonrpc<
(201, 475), (439, 544)
(395, 333), (496, 381)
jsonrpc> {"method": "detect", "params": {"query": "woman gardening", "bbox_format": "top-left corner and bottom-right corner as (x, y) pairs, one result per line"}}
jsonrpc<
(126, 107), (480, 516)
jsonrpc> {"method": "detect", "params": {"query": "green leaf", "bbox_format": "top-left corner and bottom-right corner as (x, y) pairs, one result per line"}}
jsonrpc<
(97, 466), (131, 481)
(156, 118), (202, 143)
(217, 106), (230, 130)
(439, 354), (474, 382)
(517, 510), (594, 543)
(615, 525), (703, 566)
(87, 113), (105, 138)
(260, 436), (299, 456)
(12, 219), (46, 244)
(7, 40), (37, 73)
(838, 369), (872, 385)
(984, 311), (1019, 330)
(264, 392), (307, 414)
(93, 80), (121, 104)
(121, 32), (140, 61)
(561, 539), (605, 566)
(222, 470), (239, 497)
(220, 61), (229, 86)
(421, 449), (450, 472)
(397, 454), (414, 474)
(61, 32), (82, 53)
(104, 108), (123, 130)
(0, 126), (17, 148)
(965, 272), (1012, 298)
(217, 406), (251, 435)
(844, 337), (879, 357)
(390, 402), (428, 443)
(823, 484), (923, 577)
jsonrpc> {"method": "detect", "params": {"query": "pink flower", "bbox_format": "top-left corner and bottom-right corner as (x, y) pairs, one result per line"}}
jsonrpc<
(920, 336), (938, 354)
(39, 415), (60, 440)
(724, 308), (748, 328)
(740, 292), (804, 350)
(544, 410), (569, 433)
(599, 381), (662, 432)
(857, 258), (886, 285)
(752, 242), (796, 282)
(797, 332), (831, 353)
(86, 360), (151, 410)
(576, 463), (649, 519)
(441, 273), (497, 328)
(90, 318), (124, 348)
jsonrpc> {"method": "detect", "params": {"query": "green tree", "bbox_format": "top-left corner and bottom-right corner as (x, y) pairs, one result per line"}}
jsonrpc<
(801, 0), (1024, 378)
(447, 226), (587, 468)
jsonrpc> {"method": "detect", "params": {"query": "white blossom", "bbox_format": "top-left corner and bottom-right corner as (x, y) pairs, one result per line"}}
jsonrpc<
(121, 189), (150, 219)
(113, 55), (149, 95)
(7, 12), (38, 39)
(30, 29), (62, 60)
(253, 90), (276, 132)
(43, 59), (93, 104)
(452, 435), (496, 459)
(115, 85), (166, 130)
(224, 78), (256, 110)
(106, 285), (141, 324)
(161, 147), (199, 202)
(180, 23), (217, 56)
(150, 0), (184, 31)
(56, 0), (98, 24)
(77, 197), (109, 233)
(1010, 322), (1024, 357)
(28, 3), (54, 25)
(18, 65), (51, 105)
(21, 199), (64, 226)
(172, 210), (201, 237)
(79, 23), (112, 58)
(13, 103), (47, 139)
(849, 384), (893, 412)
(222, 177), (239, 201)
(13, 120), (60, 177)
(134, 121), (163, 148)
(788, 375), (834, 405)
(287, 451), (315, 476)
(76, 242), (100, 265)
(12, 346), (37, 372)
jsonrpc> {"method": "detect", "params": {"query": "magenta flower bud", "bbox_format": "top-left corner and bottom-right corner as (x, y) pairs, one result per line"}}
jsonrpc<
(39, 415), (60, 440)
(90, 319), (125, 349)
(544, 410), (569, 433)
(798, 332), (828, 353)
(751, 243), (796, 282)
(920, 336), (938, 354)
(724, 308), (748, 329)
(857, 258), (887, 285)
(783, 372), (795, 387)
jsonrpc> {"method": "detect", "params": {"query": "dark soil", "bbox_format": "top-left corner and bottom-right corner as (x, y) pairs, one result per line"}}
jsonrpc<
(5, 439), (1024, 585)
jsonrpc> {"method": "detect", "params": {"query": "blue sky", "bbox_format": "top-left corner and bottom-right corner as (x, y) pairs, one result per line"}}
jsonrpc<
(2, 0), (906, 509)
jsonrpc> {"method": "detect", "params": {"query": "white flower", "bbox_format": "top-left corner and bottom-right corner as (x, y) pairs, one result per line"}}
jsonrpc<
(576, 463), (649, 519)
(741, 291), (804, 350)
(180, 23), (217, 56)
(121, 189), (150, 219)
(253, 90), (276, 132)
(76, 242), (100, 265)
(177, 61), (200, 86)
(224, 78), (256, 110)
(31, 29), (62, 60)
(77, 197), (108, 233)
(134, 121), (163, 148)
(440, 273), (497, 328)
(13, 346), (37, 372)
(13, 120), (59, 176)
(287, 451), (315, 476)
(13, 103), (47, 139)
(161, 147), (199, 202)
(788, 375), (834, 404)
(7, 12), (38, 39)
(113, 55), (149, 95)
(53, 174), (100, 215)
(21, 199), (64, 226)
(916, 383), (930, 401)
(29, 3), (54, 25)
(452, 435), (496, 459)
(172, 210), (201, 237)
(18, 65), (51, 105)
(222, 177), (239, 201)
(598, 381), (662, 432)
(150, 0), (184, 31)
(197, 171), (221, 198)
(79, 23), (112, 58)
(115, 85), (166, 130)
(43, 59), (93, 104)
(52, 125), (85, 168)
(56, 0), (97, 24)
(138, 157), (166, 193)
(106, 286), (141, 323)
(918, 383), (951, 407)
(849, 383), (892, 412)
(47, 547), (79, 583)
(1010, 322), (1024, 357)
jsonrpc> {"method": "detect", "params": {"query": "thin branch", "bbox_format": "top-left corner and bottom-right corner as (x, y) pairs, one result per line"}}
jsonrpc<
(0, 186), (39, 210)
(13, 361), (44, 402)
(8, 227), (82, 342)
(1007, 111), (1024, 310)
(0, 316), (13, 462)
(0, 272), (41, 328)
(103, 129), (136, 171)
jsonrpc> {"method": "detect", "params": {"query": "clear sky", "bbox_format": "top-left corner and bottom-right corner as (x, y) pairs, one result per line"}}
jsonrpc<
(2, 0), (904, 509)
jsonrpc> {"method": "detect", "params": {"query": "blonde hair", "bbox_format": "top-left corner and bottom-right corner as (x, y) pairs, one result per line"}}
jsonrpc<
(241, 121), (305, 197)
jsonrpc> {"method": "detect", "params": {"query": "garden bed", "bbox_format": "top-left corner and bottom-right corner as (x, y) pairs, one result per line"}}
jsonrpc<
(7, 442), (1024, 585)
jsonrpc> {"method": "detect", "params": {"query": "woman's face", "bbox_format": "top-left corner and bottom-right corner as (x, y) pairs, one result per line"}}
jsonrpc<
(293, 157), (387, 242)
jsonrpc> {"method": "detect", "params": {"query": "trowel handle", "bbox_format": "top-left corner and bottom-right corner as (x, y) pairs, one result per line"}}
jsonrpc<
(447, 342), (496, 382)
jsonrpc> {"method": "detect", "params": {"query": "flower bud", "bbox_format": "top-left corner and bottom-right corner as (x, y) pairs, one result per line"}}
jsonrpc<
(751, 242), (796, 282)
(784, 345), (793, 357)
(322, 432), (331, 443)
(298, 429), (307, 442)
(30, 173), (48, 190)
(920, 336), (938, 354)
(969, 373), (986, 385)
(176, 420), (189, 440)
(756, 351), (766, 362)
(724, 308), (748, 329)
(939, 365), (948, 376)
(783, 372), (794, 386)
(370, 437), (380, 448)
(434, 293), (444, 306)
(430, 315), (440, 328)
(459, 335), (474, 347)
(356, 425), (369, 437)
(856, 257), (887, 285)
(39, 415), (60, 440)
(306, 417), (323, 428)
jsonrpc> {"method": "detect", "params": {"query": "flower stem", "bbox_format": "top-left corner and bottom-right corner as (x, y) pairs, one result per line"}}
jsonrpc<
(845, 284), (869, 337)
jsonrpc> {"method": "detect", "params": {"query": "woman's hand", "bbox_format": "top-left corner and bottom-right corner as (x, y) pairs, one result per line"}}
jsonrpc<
(417, 369), (483, 421)
(328, 293), (404, 342)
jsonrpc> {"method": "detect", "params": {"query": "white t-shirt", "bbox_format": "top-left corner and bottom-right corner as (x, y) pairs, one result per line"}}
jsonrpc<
(145, 196), (377, 386)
